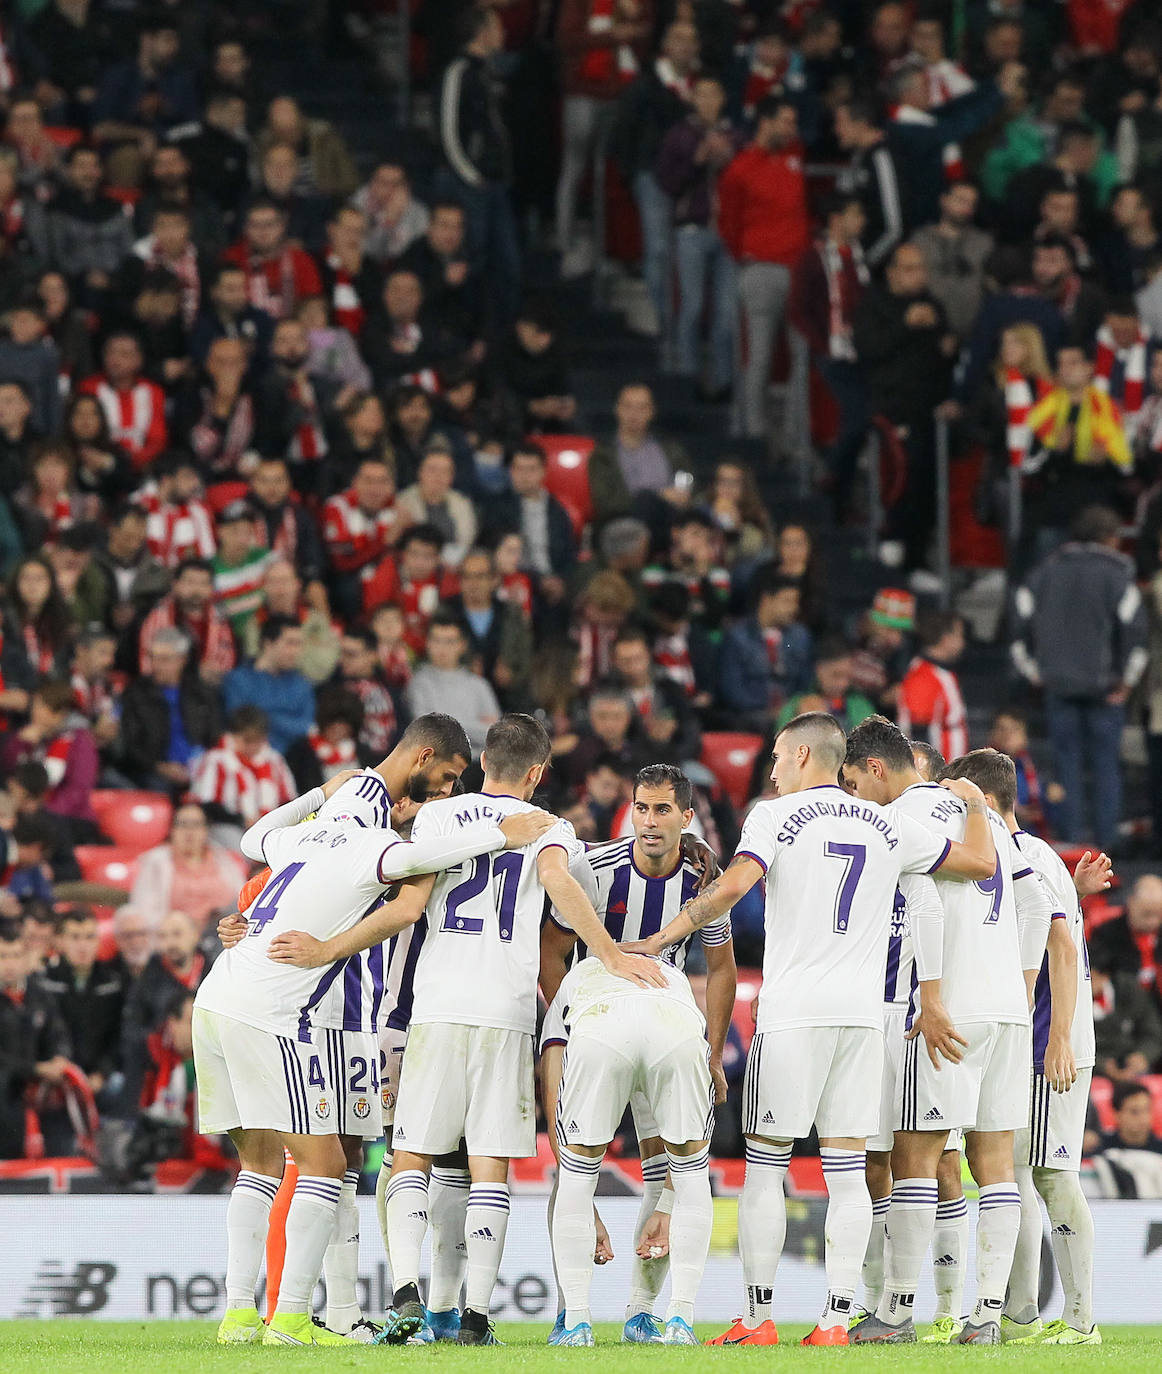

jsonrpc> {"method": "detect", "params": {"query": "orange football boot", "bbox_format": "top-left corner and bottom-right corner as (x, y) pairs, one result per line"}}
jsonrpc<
(706, 1318), (780, 1346)
(802, 1324), (849, 1346)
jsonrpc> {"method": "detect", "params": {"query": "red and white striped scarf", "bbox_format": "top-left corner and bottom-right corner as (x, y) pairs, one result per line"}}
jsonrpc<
(253, 504), (300, 563)
(145, 241), (201, 327)
(243, 248), (298, 320)
(193, 737), (295, 827)
(288, 377), (326, 461)
(32, 490), (75, 543)
(325, 251), (364, 335)
(22, 622), (55, 675)
(573, 619), (619, 690)
(578, 0), (639, 86)
(499, 570), (533, 619)
(1094, 324), (1148, 422)
(71, 670), (120, 722)
(653, 631), (695, 696)
(92, 379), (161, 461)
(135, 484), (217, 567)
(306, 724), (358, 777)
(189, 391), (255, 475)
(1004, 369), (1052, 469)
(821, 237), (867, 361)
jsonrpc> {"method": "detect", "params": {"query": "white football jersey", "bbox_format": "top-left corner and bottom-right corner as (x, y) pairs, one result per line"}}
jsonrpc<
(884, 885), (914, 1008)
(408, 791), (585, 1034)
(894, 784), (1031, 1026)
(195, 819), (408, 1040)
(557, 954), (703, 1030)
(1014, 830), (1096, 1070)
(551, 838), (731, 970)
(736, 785), (949, 1034)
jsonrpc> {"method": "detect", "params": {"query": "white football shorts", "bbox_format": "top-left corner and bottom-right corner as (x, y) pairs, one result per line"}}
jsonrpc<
(869, 1004), (909, 1152)
(1015, 1066), (1092, 1171)
(898, 1020), (1031, 1135)
(743, 1024), (883, 1141)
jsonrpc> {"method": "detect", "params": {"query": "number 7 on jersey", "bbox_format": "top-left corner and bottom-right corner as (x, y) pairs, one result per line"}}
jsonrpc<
(825, 841), (866, 934)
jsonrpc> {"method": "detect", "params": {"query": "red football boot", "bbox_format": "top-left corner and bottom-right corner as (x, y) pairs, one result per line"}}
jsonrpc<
(802, 1324), (850, 1346)
(706, 1318), (780, 1346)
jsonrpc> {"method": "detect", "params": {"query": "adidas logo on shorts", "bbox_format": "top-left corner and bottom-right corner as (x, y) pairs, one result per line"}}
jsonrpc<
(470, 1227), (495, 1241)
(762, 1111), (776, 1124)
(1051, 1223), (1076, 1237)
(922, 1107), (943, 1122)
(568, 1120), (580, 1133)
(932, 1254), (955, 1266)
(407, 1211), (427, 1221)
(1053, 1145), (1070, 1160)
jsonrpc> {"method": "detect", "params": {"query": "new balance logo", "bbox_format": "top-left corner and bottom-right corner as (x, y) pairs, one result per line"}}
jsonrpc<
(15, 1262), (117, 1318)
(470, 1227), (496, 1241)
(1053, 1146), (1070, 1160)
(922, 1107), (943, 1122)
(762, 1111), (776, 1124)
(932, 1255), (956, 1267)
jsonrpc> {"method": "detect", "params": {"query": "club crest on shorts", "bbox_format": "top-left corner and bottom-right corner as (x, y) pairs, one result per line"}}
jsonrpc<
(382, 1086), (395, 1110)
(315, 1096), (330, 1119)
(353, 1096), (370, 1119)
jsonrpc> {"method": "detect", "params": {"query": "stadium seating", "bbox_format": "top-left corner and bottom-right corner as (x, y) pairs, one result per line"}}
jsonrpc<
(74, 846), (140, 891)
(700, 732), (764, 811)
(89, 791), (173, 852)
(537, 434), (594, 539)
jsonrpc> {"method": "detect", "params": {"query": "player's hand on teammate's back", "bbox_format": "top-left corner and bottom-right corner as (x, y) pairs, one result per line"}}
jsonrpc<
(267, 930), (328, 967)
(618, 934), (666, 957)
(907, 999), (968, 1069)
(320, 768), (363, 800)
(499, 808), (557, 849)
(939, 775), (985, 805)
(679, 833), (720, 891)
(1045, 1033), (1078, 1094)
(602, 949), (668, 988)
(1074, 850), (1113, 896)
(636, 1207), (670, 1260)
(217, 911), (247, 948)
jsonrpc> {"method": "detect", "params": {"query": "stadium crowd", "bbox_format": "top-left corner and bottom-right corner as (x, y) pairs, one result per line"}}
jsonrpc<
(2, 0), (1162, 1194)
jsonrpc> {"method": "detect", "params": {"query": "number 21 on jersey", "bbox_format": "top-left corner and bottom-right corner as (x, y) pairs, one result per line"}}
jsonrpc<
(441, 853), (525, 941)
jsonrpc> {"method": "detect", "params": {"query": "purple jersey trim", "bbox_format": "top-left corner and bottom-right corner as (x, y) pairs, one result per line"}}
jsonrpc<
(926, 837), (952, 873)
(735, 849), (768, 874)
(376, 839), (405, 884)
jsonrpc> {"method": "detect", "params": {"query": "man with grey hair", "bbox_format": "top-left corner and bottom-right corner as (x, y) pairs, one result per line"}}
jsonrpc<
(119, 626), (222, 790)
(1088, 874), (1162, 1010)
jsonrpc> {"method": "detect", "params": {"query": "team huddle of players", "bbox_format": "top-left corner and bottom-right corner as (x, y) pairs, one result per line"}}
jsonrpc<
(190, 705), (1104, 1349)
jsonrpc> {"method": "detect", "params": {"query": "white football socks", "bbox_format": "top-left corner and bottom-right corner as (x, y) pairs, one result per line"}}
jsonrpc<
(324, 1168), (362, 1332)
(862, 1195), (890, 1312)
(464, 1181), (510, 1316)
(374, 1150), (392, 1283)
(665, 1147), (712, 1326)
(225, 1169), (280, 1309)
(1006, 1167), (1042, 1324)
(877, 1177), (938, 1326)
(552, 1146), (602, 1329)
(971, 1182), (1022, 1323)
(278, 1175), (342, 1315)
(428, 1167), (470, 1312)
(1038, 1167), (1095, 1333)
(819, 1147), (872, 1328)
(738, 1138), (790, 1327)
(627, 1152), (669, 1319)
(932, 1194), (969, 1321)
(384, 1169), (429, 1295)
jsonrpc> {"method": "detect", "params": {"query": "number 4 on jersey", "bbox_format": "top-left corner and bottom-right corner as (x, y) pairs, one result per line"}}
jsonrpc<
(247, 862), (305, 935)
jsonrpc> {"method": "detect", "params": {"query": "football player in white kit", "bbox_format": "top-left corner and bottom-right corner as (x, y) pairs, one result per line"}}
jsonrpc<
(549, 954), (717, 1346)
(941, 750), (1107, 1346)
(270, 714), (665, 1345)
(539, 764), (737, 1344)
(843, 732), (1056, 1346)
(630, 713), (998, 1347)
(194, 714), (552, 1347)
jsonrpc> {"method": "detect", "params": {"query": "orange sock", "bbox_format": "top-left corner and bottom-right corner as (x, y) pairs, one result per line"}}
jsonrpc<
(265, 1151), (297, 1319)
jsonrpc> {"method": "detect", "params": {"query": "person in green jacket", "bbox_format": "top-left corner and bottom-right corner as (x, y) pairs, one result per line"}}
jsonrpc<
(776, 636), (875, 733)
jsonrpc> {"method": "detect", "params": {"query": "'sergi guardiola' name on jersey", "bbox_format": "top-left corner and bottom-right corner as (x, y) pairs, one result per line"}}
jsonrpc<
(195, 815), (411, 1042)
(558, 955), (704, 1034)
(736, 785), (949, 1034)
(894, 784), (1032, 1027)
(408, 792), (585, 1035)
(551, 838), (732, 969)
(1014, 830), (1096, 1071)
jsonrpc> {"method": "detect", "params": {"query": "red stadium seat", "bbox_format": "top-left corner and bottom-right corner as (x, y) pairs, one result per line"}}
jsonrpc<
(90, 790), (173, 852)
(1144, 1075), (1162, 1135)
(700, 732), (764, 811)
(75, 846), (140, 891)
(1090, 1076), (1115, 1133)
(536, 434), (594, 539)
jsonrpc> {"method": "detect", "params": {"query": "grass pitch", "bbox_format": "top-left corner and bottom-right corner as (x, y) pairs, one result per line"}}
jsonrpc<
(1, 1323), (1160, 1373)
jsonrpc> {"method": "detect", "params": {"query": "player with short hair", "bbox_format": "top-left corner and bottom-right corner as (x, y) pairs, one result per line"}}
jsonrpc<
(549, 954), (716, 1346)
(539, 763), (737, 1344)
(942, 749), (1105, 1346)
(631, 713), (997, 1346)
(269, 713), (664, 1346)
(843, 728), (1055, 1345)
(194, 714), (553, 1348)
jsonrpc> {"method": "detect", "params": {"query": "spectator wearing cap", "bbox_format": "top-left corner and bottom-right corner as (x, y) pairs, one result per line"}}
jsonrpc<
(136, 556), (235, 682)
(211, 500), (276, 640)
(78, 332), (168, 470)
(191, 704), (296, 831)
(494, 298), (577, 432)
(776, 637), (876, 732)
(588, 381), (690, 524)
(486, 442), (577, 601)
(118, 626), (220, 792)
(397, 443), (478, 569)
(443, 546), (533, 707)
(222, 614), (315, 757)
(285, 686), (365, 792)
(718, 97), (810, 441)
(407, 612), (501, 758)
(0, 298), (61, 436)
(718, 574), (813, 729)
(46, 147), (134, 308)
(322, 456), (403, 621)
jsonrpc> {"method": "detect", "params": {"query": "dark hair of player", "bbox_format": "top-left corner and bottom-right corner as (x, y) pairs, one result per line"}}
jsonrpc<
(634, 763), (692, 811)
(399, 712), (473, 767)
(910, 739), (946, 780)
(776, 711), (847, 772)
(845, 713), (915, 773)
(940, 748), (1017, 815)
(482, 712), (551, 781)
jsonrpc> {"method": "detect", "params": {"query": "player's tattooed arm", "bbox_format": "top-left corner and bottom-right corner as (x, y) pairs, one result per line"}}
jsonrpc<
(628, 854), (762, 954)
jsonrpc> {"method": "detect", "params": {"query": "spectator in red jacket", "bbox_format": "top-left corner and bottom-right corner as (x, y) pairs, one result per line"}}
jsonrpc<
(322, 456), (403, 620)
(363, 522), (457, 649)
(717, 96), (810, 440)
(896, 609), (969, 764)
(790, 192), (870, 520)
(221, 197), (322, 321)
(79, 332), (168, 470)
